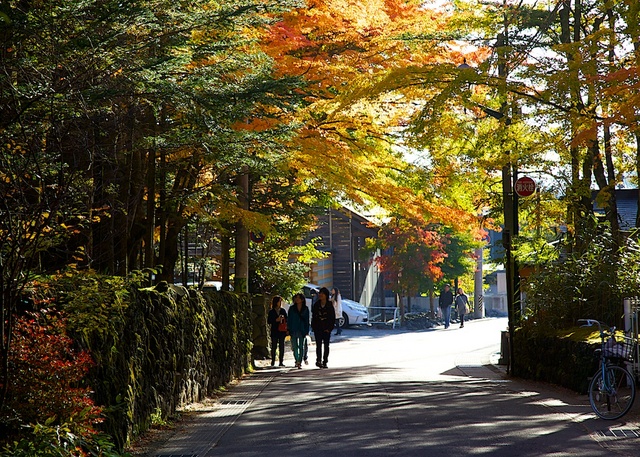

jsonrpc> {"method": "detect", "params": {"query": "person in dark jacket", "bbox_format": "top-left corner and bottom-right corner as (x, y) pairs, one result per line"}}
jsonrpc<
(267, 295), (287, 367)
(455, 287), (470, 328)
(288, 293), (310, 369)
(439, 284), (454, 329)
(311, 287), (335, 369)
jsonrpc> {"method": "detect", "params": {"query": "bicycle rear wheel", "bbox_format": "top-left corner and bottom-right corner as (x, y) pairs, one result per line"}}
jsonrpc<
(589, 365), (636, 420)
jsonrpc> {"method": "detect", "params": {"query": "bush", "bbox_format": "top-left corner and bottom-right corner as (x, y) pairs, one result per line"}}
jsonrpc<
(1, 414), (128, 457)
(2, 272), (253, 453)
(513, 324), (599, 394)
(522, 224), (625, 330)
(0, 311), (113, 455)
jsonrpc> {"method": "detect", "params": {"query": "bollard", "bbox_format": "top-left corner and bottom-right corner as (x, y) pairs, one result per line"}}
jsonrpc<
(498, 330), (510, 366)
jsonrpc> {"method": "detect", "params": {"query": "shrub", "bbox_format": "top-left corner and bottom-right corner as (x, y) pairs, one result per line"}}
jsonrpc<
(522, 224), (624, 329)
(1, 413), (128, 457)
(0, 311), (115, 455)
(3, 272), (253, 452)
(513, 325), (599, 394)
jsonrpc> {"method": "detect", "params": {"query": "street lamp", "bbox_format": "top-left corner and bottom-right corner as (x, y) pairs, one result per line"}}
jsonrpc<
(457, 62), (520, 376)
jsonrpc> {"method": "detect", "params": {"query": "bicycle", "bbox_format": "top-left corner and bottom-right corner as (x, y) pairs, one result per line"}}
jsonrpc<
(579, 319), (637, 420)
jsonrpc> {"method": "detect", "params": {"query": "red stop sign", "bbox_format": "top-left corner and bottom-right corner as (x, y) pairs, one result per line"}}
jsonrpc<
(515, 176), (536, 197)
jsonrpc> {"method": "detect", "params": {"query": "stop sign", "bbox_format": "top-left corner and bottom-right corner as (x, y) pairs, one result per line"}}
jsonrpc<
(515, 176), (536, 197)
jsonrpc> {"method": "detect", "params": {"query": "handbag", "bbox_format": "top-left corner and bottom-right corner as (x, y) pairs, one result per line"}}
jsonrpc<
(278, 318), (288, 333)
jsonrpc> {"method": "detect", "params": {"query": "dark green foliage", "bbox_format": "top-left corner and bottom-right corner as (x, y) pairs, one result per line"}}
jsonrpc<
(0, 0), (309, 282)
(515, 224), (638, 391)
(513, 326), (599, 394)
(522, 223), (625, 329)
(1, 416), (128, 457)
(52, 273), (252, 451)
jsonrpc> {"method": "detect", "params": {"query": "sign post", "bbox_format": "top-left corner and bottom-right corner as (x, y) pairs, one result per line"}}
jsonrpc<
(515, 176), (536, 198)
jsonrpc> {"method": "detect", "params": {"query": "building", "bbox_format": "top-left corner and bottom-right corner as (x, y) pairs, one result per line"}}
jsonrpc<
(304, 207), (385, 307)
(593, 188), (639, 231)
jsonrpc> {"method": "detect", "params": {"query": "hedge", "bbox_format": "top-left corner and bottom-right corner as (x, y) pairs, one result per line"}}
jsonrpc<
(512, 325), (600, 394)
(61, 278), (253, 450)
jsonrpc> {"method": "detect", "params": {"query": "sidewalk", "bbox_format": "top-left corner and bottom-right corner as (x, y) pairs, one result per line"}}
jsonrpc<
(134, 321), (640, 457)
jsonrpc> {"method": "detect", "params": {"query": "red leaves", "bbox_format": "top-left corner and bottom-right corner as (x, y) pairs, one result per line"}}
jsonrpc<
(374, 217), (447, 294)
(4, 312), (102, 431)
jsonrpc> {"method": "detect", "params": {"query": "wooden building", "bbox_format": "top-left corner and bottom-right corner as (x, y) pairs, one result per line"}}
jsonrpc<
(305, 207), (385, 307)
(593, 188), (639, 231)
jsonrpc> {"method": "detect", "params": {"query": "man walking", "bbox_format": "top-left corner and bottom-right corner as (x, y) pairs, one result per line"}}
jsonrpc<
(439, 284), (454, 329)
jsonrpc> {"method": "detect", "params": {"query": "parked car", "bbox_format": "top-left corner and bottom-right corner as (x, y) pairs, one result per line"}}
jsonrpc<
(202, 280), (233, 291)
(300, 283), (369, 328)
(340, 298), (369, 327)
(176, 281), (233, 291)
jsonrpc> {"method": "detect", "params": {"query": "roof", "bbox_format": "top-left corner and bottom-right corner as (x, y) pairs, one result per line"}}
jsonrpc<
(593, 188), (639, 230)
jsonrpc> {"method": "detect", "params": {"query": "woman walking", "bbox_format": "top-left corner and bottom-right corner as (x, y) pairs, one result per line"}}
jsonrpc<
(311, 287), (335, 369)
(455, 287), (470, 329)
(267, 295), (288, 366)
(331, 287), (343, 335)
(288, 293), (310, 369)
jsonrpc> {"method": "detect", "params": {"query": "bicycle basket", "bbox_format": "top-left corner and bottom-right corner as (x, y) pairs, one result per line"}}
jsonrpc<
(603, 335), (637, 362)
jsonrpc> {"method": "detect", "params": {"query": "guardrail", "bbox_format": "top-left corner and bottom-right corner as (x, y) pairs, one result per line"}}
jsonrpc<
(367, 306), (400, 329)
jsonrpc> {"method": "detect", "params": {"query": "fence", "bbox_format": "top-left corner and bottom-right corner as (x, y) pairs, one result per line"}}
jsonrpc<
(623, 297), (640, 378)
(367, 307), (400, 329)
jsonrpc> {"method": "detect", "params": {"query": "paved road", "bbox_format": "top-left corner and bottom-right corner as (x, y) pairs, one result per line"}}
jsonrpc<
(150, 317), (640, 457)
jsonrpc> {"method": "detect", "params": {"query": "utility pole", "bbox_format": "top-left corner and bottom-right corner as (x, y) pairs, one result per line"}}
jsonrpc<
(474, 247), (484, 319)
(496, 0), (520, 375)
(456, 3), (519, 374)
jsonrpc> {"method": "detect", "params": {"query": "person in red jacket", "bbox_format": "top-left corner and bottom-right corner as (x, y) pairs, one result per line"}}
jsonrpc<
(311, 287), (335, 369)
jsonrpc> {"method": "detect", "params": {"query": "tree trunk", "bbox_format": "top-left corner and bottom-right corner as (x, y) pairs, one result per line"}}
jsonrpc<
(144, 144), (156, 270)
(221, 231), (231, 291)
(235, 171), (250, 293)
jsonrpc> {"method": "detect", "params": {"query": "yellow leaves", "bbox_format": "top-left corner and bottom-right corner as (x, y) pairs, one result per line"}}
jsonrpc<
(256, 0), (484, 229)
(265, 0), (446, 86)
(232, 117), (281, 132)
(328, 0), (391, 33)
(218, 206), (273, 235)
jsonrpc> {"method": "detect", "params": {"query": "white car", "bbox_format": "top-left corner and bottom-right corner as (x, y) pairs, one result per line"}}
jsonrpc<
(301, 284), (369, 328)
(339, 298), (369, 327)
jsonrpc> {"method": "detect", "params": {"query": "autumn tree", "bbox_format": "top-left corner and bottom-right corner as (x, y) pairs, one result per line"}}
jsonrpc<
(452, 0), (640, 248)
(0, 0), (313, 280)
(263, 0), (480, 225)
(375, 220), (445, 294)
(394, 0), (640, 324)
(366, 212), (482, 318)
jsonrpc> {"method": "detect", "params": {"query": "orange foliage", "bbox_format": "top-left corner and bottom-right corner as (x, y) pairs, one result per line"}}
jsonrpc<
(265, 0), (450, 84)
(251, 0), (483, 230)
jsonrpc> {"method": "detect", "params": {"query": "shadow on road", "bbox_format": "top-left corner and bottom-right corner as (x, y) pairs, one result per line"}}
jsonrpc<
(211, 363), (630, 457)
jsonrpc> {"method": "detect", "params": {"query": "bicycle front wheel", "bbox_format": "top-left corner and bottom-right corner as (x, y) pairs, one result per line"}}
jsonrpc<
(589, 365), (636, 420)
